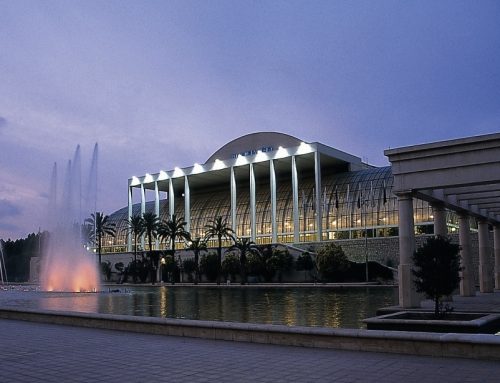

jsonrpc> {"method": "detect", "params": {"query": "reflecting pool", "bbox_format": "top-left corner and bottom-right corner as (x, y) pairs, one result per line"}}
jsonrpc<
(0, 285), (398, 329)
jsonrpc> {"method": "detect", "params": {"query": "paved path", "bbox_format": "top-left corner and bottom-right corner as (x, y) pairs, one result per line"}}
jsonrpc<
(1, 319), (499, 383)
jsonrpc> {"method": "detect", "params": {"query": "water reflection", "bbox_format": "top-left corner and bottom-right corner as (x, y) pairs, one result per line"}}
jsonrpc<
(0, 286), (398, 329)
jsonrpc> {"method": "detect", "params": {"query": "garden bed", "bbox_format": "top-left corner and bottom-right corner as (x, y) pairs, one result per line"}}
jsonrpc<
(364, 311), (500, 334)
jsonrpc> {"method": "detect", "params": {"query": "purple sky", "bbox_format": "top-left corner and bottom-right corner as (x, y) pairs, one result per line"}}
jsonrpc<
(1, 0), (500, 240)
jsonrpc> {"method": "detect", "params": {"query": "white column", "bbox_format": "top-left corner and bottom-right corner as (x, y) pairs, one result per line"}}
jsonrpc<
(432, 203), (447, 236)
(168, 179), (174, 219)
(250, 163), (256, 241)
(459, 214), (475, 296)
(478, 220), (493, 293)
(314, 150), (322, 242)
(270, 159), (277, 243)
(140, 183), (146, 249)
(127, 186), (133, 252)
(397, 192), (420, 308)
(184, 176), (190, 233)
(154, 181), (160, 249)
(230, 166), (237, 233)
(495, 226), (500, 290)
(292, 156), (299, 243)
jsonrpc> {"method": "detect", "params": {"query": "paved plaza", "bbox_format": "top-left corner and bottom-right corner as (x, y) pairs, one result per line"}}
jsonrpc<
(1, 318), (499, 383)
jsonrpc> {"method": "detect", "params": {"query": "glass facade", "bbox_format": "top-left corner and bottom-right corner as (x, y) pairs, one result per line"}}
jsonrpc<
(103, 166), (440, 253)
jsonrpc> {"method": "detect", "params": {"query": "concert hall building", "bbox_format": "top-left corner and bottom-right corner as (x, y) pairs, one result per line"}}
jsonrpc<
(103, 132), (444, 253)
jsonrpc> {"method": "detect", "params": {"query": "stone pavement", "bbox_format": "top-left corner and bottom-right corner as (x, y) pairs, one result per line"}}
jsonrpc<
(1, 319), (499, 383)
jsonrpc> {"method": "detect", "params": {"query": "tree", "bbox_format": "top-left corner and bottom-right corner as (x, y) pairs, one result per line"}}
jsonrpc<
(412, 236), (461, 317)
(182, 258), (197, 282)
(222, 253), (240, 282)
(85, 212), (116, 267)
(200, 252), (219, 282)
(296, 252), (315, 281)
(186, 238), (207, 284)
(315, 243), (349, 282)
(158, 214), (190, 284)
(270, 249), (294, 283)
(122, 214), (144, 282)
(227, 237), (260, 285)
(141, 212), (160, 284)
(204, 217), (234, 285)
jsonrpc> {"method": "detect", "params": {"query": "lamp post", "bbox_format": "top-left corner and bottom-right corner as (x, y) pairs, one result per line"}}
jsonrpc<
(160, 256), (166, 284)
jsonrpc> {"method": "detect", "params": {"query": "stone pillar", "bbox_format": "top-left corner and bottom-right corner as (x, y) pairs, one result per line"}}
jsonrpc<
(250, 163), (256, 241)
(127, 186), (133, 252)
(270, 159), (277, 243)
(397, 192), (420, 308)
(432, 203), (447, 236)
(314, 151), (322, 242)
(292, 156), (299, 243)
(458, 214), (475, 296)
(494, 226), (500, 290)
(478, 220), (494, 293)
(230, 167), (237, 233)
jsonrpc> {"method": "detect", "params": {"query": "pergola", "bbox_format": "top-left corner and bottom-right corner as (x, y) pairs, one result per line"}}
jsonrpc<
(385, 133), (500, 308)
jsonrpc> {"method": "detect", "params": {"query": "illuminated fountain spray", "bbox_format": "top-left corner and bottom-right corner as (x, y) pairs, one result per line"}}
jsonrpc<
(40, 144), (100, 292)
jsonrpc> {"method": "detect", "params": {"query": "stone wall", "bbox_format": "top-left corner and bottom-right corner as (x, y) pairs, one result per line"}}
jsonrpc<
(296, 233), (490, 287)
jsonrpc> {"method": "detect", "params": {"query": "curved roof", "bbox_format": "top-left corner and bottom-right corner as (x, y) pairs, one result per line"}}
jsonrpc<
(205, 132), (303, 163)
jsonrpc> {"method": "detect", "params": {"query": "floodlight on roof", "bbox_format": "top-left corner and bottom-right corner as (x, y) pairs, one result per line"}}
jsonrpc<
(173, 167), (184, 177)
(158, 170), (168, 180)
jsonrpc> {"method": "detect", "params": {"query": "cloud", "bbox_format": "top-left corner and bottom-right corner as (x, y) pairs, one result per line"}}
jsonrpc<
(0, 199), (22, 217)
(0, 221), (20, 233)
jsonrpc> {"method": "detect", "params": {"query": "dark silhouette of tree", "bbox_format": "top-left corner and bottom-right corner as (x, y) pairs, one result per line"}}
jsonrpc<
(227, 237), (260, 285)
(204, 216), (234, 285)
(141, 212), (160, 284)
(85, 212), (116, 267)
(315, 243), (349, 282)
(159, 214), (190, 284)
(412, 236), (461, 317)
(296, 252), (315, 281)
(123, 214), (144, 282)
(187, 237), (207, 284)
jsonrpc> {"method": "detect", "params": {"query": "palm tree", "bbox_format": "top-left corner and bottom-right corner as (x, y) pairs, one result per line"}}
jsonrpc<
(85, 212), (116, 267)
(227, 237), (260, 285)
(187, 237), (207, 284)
(204, 216), (234, 285)
(142, 212), (160, 284)
(158, 214), (191, 284)
(123, 214), (144, 282)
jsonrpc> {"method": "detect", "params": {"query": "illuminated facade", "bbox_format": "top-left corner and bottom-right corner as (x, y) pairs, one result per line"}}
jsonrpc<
(103, 132), (443, 253)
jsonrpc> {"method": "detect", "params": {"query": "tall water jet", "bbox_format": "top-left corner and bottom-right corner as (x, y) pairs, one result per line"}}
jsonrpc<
(40, 144), (100, 292)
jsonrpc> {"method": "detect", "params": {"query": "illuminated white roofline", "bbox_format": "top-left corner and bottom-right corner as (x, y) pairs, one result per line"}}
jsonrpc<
(128, 141), (362, 187)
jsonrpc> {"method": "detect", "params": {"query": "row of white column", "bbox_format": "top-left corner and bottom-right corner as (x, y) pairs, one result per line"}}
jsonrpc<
(128, 152), (323, 251)
(397, 192), (500, 308)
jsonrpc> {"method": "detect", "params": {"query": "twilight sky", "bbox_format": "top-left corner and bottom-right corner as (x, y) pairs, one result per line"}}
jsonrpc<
(1, 0), (500, 240)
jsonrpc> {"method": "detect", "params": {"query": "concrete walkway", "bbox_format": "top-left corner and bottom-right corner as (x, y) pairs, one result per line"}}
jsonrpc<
(1, 318), (499, 383)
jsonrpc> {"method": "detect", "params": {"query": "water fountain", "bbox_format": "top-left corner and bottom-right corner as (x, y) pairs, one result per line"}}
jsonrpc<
(39, 144), (100, 292)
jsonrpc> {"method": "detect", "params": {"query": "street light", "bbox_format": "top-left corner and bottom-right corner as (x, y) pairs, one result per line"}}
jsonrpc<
(160, 256), (166, 283)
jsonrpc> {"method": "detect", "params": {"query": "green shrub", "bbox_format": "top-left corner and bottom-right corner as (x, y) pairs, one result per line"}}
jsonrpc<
(200, 252), (219, 282)
(222, 253), (240, 282)
(182, 258), (196, 282)
(315, 243), (349, 282)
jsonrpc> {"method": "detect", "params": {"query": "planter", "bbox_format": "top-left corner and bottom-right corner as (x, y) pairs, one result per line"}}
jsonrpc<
(364, 311), (500, 334)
